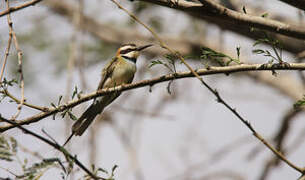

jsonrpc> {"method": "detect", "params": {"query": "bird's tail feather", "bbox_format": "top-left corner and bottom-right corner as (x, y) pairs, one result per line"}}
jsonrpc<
(63, 94), (120, 146)
(72, 101), (105, 136)
(63, 102), (105, 146)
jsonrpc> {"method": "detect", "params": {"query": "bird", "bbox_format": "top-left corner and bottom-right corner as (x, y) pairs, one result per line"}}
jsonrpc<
(63, 43), (152, 146)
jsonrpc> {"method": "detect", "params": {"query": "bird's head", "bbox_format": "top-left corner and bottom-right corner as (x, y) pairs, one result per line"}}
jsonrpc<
(116, 43), (152, 62)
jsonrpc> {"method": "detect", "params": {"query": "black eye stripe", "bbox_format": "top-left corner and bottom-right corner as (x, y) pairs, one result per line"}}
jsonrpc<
(120, 48), (137, 54)
(122, 56), (137, 63)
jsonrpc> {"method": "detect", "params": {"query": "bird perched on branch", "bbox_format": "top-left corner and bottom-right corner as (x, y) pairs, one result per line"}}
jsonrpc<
(63, 43), (152, 146)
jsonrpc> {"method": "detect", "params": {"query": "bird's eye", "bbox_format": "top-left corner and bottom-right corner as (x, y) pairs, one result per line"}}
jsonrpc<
(120, 48), (136, 55)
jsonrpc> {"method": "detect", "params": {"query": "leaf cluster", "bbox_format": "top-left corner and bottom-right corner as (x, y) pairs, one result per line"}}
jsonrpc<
(149, 54), (177, 94)
(0, 136), (61, 179)
(86, 164), (118, 180)
(149, 54), (177, 73)
(252, 32), (283, 63)
(0, 136), (17, 162)
(21, 158), (61, 180)
(201, 47), (241, 66)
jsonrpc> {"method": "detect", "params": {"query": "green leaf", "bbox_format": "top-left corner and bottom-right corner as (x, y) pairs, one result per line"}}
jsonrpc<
(71, 86), (78, 100)
(50, 103), (57, 108)
(201, 47), (240, 65)
(9, 137), (17, 153)
(261, 12), (268, 18)
(149, 60), (164, 68)
(253, 38), (270, 46)
(294, 95), (305, 109)
(68, 111), (78, 121)
(58, 95), (63, 106)
(252, 49), (265, 54)
(111, 164), (118, 174)
(98, 167), (108, 174)
(2, 78), (18, 87)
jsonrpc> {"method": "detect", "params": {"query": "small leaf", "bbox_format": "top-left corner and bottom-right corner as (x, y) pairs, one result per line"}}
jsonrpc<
(58, 95), (63, 106)
(9, 137), (17, 153)
(236, 46), (241, 60)
(72, 86), (78, 100)
(261, 12), (268, 18)
(149, 60), (163, 68)
(50, 103), (57, 108)
(2, 78), (18, 87)
(68, 111), (78, 121)
(294, 95), (305, 109)
(111, 164), (118, 176)
(98, 167), (108, 174)
(252, 49), (265, 54)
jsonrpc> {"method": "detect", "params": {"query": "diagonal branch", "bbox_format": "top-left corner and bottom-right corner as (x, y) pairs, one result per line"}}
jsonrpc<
(110, 0), (305, 174)
(0, 115), (105, 180)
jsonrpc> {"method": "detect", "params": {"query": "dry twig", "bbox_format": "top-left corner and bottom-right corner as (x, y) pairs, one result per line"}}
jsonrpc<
(0, 0), (43, 17)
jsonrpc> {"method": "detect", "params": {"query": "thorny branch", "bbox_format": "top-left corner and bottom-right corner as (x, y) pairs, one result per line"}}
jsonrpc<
(1, 63), (304, 132)
(110, 0), (305, 175)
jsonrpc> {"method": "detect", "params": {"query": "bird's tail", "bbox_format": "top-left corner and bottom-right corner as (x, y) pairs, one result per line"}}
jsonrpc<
(63, 101), (105, 146)
(73, 101), (105, 136)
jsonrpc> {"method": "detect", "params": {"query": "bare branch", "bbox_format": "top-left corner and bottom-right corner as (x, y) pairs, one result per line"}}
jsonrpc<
(0, 0), (43, 18)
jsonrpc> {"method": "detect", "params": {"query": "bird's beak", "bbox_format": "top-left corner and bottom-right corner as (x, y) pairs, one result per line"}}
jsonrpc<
(137, 44), (153, 51)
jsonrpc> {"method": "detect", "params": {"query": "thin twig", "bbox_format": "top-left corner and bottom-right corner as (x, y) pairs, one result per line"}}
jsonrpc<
(0, 0), (43, 18)
(0, 62), (304, 132)
(110, 0), (305, 174)
(0, 23), (12, 84)
(0, 115), (105, 180)
(1, 89), (48, 111)
(5, 0), (25, 120)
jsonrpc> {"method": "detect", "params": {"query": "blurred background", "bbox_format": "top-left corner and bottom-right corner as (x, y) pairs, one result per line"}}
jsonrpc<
(0, 0), (304, 179)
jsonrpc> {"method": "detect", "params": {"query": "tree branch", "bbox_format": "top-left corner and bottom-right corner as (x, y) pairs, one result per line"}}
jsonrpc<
(1, 63), (304, 132)
(137, 0), (305, 53)
(0, 0), (43, 18)
(278, 0), (305, 11)
(0, 115), (105, 180)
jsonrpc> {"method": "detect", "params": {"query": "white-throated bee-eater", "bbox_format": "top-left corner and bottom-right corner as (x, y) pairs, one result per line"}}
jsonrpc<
(64, 43), (152, 146)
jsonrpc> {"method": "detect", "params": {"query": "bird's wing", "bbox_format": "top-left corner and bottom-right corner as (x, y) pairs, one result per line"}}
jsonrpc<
(97, 57), (118, 90)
